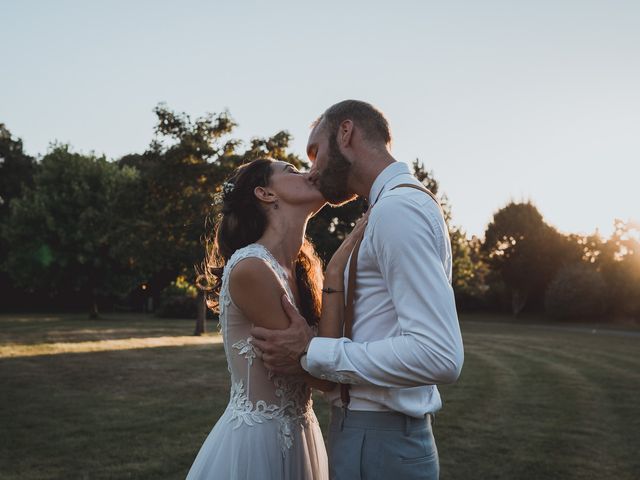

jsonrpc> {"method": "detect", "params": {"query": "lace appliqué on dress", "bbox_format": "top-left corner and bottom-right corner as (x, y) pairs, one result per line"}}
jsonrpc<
(232, 337), (257, 366)
(229, 380), (280, 426)
(273, 376), (316, 452)
(219, 243), (317, 456)
(228, 378), (315, 455)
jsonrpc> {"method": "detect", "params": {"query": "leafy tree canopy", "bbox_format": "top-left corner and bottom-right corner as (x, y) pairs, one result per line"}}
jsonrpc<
(2, 144), (140, 316)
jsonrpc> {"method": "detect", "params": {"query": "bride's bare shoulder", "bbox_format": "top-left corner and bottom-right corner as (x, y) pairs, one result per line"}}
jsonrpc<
(228, 257), (290, 330)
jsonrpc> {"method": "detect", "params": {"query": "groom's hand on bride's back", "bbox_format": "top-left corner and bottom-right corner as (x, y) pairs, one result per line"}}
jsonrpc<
(250, 295), (314, 375)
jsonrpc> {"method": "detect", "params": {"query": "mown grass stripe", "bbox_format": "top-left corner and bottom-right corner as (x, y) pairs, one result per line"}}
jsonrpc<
(1, 315), (638, 479)
(483, 340), (633, 479)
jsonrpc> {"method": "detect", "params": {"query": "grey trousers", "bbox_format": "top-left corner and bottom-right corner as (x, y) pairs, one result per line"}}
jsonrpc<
(328, 407), (439, 480)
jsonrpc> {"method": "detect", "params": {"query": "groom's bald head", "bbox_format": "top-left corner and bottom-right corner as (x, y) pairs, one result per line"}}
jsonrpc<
(306, 100), (394, 205)
(313, 100), (392, 148)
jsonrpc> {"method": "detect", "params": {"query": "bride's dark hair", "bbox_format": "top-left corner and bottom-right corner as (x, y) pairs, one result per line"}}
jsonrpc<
(199, 158), (323, 326)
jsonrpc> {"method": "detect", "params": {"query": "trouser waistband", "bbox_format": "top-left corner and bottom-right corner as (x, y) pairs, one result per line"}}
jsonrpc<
(331, 407), (432, 433)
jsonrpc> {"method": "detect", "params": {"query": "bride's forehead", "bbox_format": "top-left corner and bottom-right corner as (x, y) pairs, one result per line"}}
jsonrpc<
(271, 161), (290, 173)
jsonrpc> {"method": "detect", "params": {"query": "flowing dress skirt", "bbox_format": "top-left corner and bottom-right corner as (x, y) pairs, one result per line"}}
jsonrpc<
(186, 405), (329, 480)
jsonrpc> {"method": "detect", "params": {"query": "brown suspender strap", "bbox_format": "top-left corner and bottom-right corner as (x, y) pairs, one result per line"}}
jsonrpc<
(392, 183), (441, 208)
(339, 228), (364, 408)
(343, 235), (362, 340)
(340, 183), (439, 409)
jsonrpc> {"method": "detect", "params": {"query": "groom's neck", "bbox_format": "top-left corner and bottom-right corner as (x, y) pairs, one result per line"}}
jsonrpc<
(350, 149), (396, 200)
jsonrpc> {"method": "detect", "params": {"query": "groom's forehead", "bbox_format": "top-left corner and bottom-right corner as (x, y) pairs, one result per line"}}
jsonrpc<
(307, 120), (327, 148)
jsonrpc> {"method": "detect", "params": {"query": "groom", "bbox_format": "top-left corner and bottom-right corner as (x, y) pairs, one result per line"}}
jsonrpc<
(251, 100), (464, 479)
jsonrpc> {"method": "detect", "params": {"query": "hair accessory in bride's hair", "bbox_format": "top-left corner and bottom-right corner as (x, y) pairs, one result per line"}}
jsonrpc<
(223, 181), (235, 195)
(213, 181), (236, 206)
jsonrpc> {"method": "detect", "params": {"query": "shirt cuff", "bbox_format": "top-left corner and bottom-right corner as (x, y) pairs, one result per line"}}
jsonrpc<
(300, 353), (309, 372)
(305, 336), (341, 380)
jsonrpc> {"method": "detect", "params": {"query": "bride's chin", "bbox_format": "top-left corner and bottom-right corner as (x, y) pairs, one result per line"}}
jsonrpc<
(309, 200), (327, 217)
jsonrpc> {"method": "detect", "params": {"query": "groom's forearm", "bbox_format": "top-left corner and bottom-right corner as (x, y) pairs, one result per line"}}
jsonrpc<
(305, 333), (463, 388)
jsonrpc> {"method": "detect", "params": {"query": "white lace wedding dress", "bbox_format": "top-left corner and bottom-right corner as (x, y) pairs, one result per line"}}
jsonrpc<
(186, 243), (329, 480)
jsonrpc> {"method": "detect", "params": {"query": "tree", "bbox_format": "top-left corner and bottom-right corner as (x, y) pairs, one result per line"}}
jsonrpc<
(482, 202), (573, 315)
(125, 104), (312, 334)
(306, 199), (367, 265)
(411, 160), (478, 306)
(598, 220), (640, 318)
(545, 263), (607, 319)
(0, 124), (37, 308)
(0, 124), (36, 219)
(2, 145), (140, 317)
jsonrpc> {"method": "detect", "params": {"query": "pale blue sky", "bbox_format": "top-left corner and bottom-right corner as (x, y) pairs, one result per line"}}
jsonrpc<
(2, 0), (638, 237)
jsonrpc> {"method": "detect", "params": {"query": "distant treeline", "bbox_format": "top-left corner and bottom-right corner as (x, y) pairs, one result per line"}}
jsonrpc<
(1, 105), (638, 323)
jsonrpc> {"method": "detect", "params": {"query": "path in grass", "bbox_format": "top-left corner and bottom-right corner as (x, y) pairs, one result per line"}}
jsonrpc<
(0, 335), (222, 358)
(1, 314), (638, 479)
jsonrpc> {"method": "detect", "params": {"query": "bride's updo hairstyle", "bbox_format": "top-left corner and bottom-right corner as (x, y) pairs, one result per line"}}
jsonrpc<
(200, 159), (322, 326)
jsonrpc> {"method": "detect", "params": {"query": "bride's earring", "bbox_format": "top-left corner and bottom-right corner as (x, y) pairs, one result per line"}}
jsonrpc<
(274, 201), (279, 210)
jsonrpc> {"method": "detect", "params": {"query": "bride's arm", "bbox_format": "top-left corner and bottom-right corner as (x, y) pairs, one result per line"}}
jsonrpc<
(230, 257), (336, 392)
(302, 270), (344, 392)
(317, 211), (369, 338)
(303, 213), (370, 392)
(317, 271), (345, 338)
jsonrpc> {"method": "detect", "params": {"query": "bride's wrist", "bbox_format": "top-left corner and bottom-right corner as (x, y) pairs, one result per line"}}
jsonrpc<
(324, 269), (344, 282)
(322, 279), (344, 293)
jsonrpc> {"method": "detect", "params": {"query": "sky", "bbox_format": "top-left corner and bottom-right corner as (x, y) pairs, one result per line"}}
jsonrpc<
(1, 0), (638, 238)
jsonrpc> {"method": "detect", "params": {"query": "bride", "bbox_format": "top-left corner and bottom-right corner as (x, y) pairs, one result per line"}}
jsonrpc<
(186, 158), (366, 479)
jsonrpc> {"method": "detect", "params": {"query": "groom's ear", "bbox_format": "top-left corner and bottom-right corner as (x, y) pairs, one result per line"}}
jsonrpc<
(338, 120), (354, 148)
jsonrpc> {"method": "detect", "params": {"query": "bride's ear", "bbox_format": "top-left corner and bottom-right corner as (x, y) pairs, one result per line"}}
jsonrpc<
(254, 186), (277, 205)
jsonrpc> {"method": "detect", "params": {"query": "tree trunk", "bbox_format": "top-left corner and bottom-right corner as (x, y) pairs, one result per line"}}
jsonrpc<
(511, 289), (528, 316)
(89, 297), (100, 319)
(193, 290), (207, 336)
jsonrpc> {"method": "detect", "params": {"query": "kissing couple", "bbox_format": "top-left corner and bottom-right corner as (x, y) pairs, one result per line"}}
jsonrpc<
(186, 100), (464, 480)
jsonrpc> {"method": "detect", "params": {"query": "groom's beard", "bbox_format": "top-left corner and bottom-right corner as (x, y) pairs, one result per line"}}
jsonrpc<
(316, 136), (358, 206)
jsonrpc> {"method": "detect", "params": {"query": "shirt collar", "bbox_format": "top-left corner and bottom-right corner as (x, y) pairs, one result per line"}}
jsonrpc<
(368, 161), (412, 206)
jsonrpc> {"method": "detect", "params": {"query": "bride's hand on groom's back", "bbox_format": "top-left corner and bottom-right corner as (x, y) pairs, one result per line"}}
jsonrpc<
(251, 295), (314, 375)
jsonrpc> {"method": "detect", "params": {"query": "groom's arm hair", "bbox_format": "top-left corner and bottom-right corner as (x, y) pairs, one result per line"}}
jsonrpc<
(229, 257), (292, 330)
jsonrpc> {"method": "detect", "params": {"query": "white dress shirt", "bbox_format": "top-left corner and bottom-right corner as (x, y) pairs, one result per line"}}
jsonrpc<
(303, 161), (464, 418)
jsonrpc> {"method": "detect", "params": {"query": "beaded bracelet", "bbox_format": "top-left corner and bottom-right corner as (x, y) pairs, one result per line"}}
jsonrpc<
(321, 287), (344, 294)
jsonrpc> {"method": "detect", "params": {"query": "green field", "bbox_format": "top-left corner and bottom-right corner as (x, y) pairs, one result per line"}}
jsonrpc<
(1, 314), (638, 479)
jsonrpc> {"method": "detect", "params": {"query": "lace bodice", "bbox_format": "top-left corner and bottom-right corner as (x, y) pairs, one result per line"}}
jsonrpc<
(218, 243), (315, 454)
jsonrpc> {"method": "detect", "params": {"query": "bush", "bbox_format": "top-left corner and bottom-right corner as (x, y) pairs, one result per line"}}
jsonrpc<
(156, 276), (198, 319)
(156, 295), (198, 318)
(544, 263), (606, 320)
(602, 254), (640, 318)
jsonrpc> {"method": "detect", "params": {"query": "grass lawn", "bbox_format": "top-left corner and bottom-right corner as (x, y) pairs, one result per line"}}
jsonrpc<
(1, 313), (638, 479)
